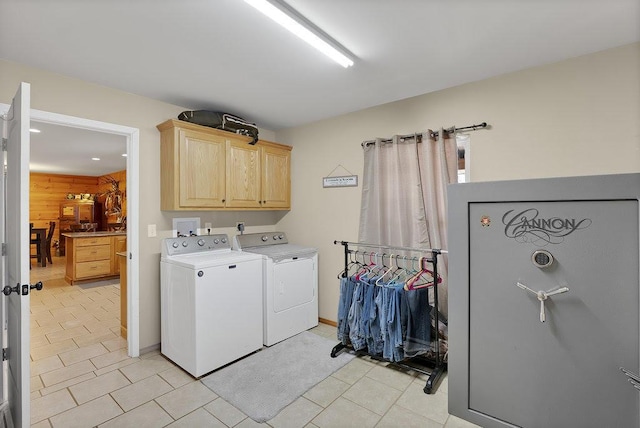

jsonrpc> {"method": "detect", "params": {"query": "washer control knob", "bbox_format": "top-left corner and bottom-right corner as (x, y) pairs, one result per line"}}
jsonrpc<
(279, 234), (284, 239)
(213, 239), (219, 244)
(261, 235), (268, 242)
(221, 237), (227, 243)
(197, 239), (205, 246)
(197, 271), (204, 277)
(273, 235), (278, 240)
(181, 241), (188, 247)
(172, 242), (179, 248)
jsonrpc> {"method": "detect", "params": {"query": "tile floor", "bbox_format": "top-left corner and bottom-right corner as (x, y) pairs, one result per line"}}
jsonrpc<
(29, 256), (479, 428)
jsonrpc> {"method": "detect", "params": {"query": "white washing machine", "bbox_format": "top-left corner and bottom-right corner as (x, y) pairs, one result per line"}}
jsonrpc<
(234, 232), (318, 346)
(160, 234), (264, 377)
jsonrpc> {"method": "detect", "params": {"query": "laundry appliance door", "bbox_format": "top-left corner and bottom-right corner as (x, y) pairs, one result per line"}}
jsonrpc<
(264, 254), (318, 346)
(272, 257), (316, 313)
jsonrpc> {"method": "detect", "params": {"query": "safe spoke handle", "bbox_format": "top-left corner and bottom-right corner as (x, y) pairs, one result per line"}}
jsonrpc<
(516, 282), (569, 323)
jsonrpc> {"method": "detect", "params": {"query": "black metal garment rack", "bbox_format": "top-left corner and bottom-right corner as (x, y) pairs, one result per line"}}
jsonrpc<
(330, 240), (447, 394)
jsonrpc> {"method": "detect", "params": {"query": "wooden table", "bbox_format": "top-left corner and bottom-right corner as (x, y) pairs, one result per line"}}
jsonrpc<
(31, 228), (47, 267)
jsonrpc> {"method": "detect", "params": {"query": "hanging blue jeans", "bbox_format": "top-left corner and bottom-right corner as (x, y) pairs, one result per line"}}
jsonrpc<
(348, 279), (367, 350)
(383, 283), (404, 362)
(337, 276), (356, 345)
(365, 283), (383, 356)
(403, 287), (432, 358)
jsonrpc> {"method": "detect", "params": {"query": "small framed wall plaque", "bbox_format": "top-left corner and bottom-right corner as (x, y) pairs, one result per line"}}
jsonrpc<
(322, 175), (358, 188)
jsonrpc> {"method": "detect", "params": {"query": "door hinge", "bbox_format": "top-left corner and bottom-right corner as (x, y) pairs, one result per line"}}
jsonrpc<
(1, 243), (5, 256)
(1, 138), (6, 152)
(2, 348), (7, 361)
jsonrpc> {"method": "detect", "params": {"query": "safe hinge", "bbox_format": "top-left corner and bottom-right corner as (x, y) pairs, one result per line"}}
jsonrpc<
(1, 138), (6, 152)
(2, 348), (7, 361)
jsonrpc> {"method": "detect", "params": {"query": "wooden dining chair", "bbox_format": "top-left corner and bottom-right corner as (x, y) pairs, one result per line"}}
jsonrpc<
(45, 221), (56, 264)
(30, 222), (41, 266)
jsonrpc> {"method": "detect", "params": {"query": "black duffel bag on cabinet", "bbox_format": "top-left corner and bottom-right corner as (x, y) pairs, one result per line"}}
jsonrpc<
(177, 110), (259, 145)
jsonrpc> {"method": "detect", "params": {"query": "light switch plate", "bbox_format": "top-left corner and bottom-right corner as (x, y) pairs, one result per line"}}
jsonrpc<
(148, 224), (157, 237)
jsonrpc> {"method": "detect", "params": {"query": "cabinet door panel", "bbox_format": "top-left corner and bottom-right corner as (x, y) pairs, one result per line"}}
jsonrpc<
(226, 141), (261, 208)
(261, 145), (290, 208)
(76, 260), (112, 279)
(76, 244), (111, 262)
(75, 236), (110, 247)
(112, 236), (127, 275)
(179, 130), (226, 208)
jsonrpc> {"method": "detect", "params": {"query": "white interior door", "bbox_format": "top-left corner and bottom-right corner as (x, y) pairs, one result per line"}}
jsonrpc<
(2, 82), (31, 427)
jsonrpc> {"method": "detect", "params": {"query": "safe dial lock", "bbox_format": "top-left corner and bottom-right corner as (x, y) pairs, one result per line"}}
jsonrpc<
(532, 250), (554, 268)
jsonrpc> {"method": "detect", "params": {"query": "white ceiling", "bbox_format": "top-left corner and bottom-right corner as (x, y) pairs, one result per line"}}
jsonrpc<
(29, 122), (126, 177)
(1, 0), (639, 175)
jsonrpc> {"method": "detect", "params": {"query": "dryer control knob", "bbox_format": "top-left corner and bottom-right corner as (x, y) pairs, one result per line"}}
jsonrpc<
(261, 235), (268, 242)
(273, 235), (278, 240)
(213, 239), (219, 244)
(278, 234), (284, 239)
(172, 242), (179, 248)
(181, 241), (188, 247)
(221, 237), (227, 243)
(197, 239), (205, 246)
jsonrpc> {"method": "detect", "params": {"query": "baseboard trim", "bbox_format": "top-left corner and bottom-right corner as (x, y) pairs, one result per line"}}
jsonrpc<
(319, 317), (337, 327)
(140, 343), (161, 356)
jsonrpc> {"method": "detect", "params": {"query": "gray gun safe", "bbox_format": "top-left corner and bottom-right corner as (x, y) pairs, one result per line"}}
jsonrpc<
(448, 173), (640, 428)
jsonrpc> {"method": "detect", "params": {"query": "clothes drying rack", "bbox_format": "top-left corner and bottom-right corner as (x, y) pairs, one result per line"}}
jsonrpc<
(331, 240), (448, 394)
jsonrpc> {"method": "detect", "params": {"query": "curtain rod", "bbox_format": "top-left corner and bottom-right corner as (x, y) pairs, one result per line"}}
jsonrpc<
(361, 121), (488, 148)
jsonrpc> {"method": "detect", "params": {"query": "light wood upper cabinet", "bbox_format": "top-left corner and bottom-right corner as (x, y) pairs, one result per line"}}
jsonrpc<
(179, 128), (226, 208)
(226, 140), (261, 208)
(158, 119), (291, 210)
(261, 142), (291, 208)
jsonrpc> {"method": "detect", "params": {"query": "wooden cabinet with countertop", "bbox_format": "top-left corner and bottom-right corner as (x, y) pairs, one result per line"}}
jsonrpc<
(117, 251), (127, 339)
(157, 119), (291, 210)
(64, 232), (127, 284)
(112, 234), (127, 275)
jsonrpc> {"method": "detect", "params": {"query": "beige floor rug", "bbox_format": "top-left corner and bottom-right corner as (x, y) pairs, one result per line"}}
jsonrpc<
(201, 331), (353, 422)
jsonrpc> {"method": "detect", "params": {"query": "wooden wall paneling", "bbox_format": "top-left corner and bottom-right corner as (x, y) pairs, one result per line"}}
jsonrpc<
(29, 173), (100, 253)
(30, 171), (127, 256)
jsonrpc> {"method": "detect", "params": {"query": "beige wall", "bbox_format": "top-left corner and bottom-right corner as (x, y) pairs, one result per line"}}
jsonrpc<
(3, 42), (638, 344)
(0, 60), (277, 349)
(275, 42), (640, 322)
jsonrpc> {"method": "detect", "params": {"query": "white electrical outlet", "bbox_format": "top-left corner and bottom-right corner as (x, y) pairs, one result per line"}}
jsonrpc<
(148, 224), (157, 237)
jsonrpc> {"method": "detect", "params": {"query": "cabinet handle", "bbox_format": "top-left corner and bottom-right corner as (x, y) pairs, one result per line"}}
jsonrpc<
(222, 199), (226, 203)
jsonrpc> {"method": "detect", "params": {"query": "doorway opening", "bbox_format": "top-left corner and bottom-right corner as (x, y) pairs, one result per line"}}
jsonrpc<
(0, 104), (140, 358)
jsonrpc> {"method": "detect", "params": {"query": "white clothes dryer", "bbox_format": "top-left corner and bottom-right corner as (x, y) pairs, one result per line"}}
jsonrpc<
(160, 234), (263, 377)
(234, 232), (318, 346)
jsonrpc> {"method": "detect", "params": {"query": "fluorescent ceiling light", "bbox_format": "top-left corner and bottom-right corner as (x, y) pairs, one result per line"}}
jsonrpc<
(91, 157), (100, 161)
(245, 0), (354, 68)
(29, 128), (41, 133)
